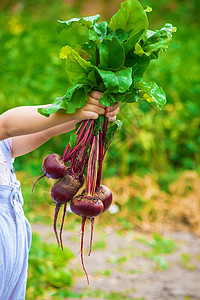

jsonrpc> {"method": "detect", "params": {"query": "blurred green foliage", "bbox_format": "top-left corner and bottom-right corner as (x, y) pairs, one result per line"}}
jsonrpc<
(137, 232), (177, 270)
(27, 232), (75, 299)
(0, 0), (199, 189)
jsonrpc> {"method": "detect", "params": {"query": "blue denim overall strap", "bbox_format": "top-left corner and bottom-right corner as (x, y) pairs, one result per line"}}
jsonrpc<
(0, 140), (24, 212)
(0, 140), (32, 300)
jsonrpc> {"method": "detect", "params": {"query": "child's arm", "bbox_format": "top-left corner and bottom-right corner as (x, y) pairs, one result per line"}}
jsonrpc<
(0, 91), (119, 158)
(0, 91), (105, 141)
(10, 121), (78, 158)
(11, 101), (120, 158)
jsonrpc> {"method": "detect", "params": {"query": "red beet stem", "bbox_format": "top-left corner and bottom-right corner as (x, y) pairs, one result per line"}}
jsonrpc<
(88, 218), (94, 256)
(76, 120), (88, 138)
(72, 146), (88, 176)
(62, 121), (84, 160)
(75, 120), (85, 136)
(91, 134), (99, 196)
(54, 203), (61, 248)
(96, 117), (108, 188)
(96, 131), (103, 189)
(86, 135), (96, 195)
(102, 118), (108, 149)
(31, 173), (46, 206)
(60, 203), (67, 251)
(73, 121), (93, 152)
(73, 131), (94, 175)
(80, 217), (90, 285)
(62, 143), (70, 162)
(75, 123), (94, 156)
(64, 120), (93, 162)
(90, 139), (95, 196)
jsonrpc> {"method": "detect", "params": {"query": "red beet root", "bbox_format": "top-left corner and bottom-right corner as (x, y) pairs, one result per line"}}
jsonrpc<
(94, 185), (112, 212)
(51, 171), (84, 204)
(70, 194), (104, 285)
(82, 185), (112, 213)
(70, 195), (104, 218)
(31, 153), (68, 206)
(43, 153), (68, 179)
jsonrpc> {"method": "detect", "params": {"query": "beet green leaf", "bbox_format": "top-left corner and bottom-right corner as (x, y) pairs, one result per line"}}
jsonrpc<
(105, 120), (123, 150)
(38, 96), (66, 117)
(99, 37), (125, 70)
(60, 46), (95, 86)
(89, 21), (108, 41)
(99, 91), (127, 106)
(97, 68), (132, 93)
(93, 115), (105, 134)
(125, 53), (150, 82)
(141, 24), (177, 59)
(135, 81), (167, 109)
(57, 14), (100, 34)
(123, 28), (145, 57)
(107, 28), (128, 43)
(63, 85), (91, 113)
(39, 85), (91, 116)
(69, 133), (78, 148)
(109, 0), (148, 38)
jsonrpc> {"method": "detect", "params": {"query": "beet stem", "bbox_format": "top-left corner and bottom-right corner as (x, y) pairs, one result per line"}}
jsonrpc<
(75, 120), (84, 135)
(96, 132), (103, 189)
(96, 117), (108, 187)
(31, 173), (46, 207)
(64, 121), (93, 162)
(62, 143), (70, 162)
(60, 203), (67, 251)
(76, 120), (88, 140)
(86, 135), (96, 195)
(54, 203), (61, 248)
(88, 218), (94, 256)
(80, 217), (90, 285)
(92, 134), (99, 196)
(90, 140), (95, 195)
(62, 121), (85, 161)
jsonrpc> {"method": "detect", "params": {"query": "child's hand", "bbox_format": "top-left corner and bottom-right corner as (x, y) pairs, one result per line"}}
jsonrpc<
(73, 91), (120, 122)
(73, 91), (105, 122)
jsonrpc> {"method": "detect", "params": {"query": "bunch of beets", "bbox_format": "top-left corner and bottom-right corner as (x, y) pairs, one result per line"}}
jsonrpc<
(32, 0), (176, 284)
(32, 116), (118, 284)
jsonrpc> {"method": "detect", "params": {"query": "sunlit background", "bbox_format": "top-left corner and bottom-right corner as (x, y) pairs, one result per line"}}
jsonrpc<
(0, 0), (199, 299)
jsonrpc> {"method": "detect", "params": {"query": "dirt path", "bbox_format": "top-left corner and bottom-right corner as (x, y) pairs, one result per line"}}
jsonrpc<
(32, 223), (200, 300)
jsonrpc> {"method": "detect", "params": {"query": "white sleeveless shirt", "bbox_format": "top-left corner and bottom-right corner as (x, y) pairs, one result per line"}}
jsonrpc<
(0, 138), (12, 185)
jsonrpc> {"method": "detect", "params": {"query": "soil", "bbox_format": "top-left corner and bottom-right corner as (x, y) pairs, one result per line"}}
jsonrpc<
(32, 223), (200, 300)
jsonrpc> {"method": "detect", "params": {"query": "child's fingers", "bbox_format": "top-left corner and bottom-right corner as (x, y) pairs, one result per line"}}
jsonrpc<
(88, 91), (106, 108)
(105, 107), (119, 118)
(106, 102), (120, 112)
(87, 96), (106, 109)
(90, 90), (103, 100)
(84, 104), (105, 115)
(84, 111), (99, 120)
(108, 116), (117, 122)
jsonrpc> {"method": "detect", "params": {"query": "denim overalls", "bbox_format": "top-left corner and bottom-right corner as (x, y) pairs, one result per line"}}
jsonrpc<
(0, 140), (32, 300)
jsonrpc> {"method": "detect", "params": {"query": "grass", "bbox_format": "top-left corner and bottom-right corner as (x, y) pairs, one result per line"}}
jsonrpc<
(180, 253), (196, 271)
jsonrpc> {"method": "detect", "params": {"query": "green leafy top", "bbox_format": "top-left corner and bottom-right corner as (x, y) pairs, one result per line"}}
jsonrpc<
(109, 0), (148, 37)
(39, 0), (176, 117)
(57, 14), (100, 34)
